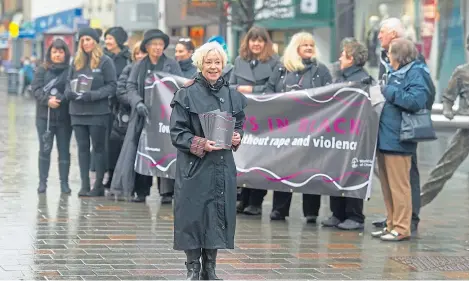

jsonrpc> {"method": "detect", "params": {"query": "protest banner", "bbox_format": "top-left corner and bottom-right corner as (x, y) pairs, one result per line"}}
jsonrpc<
(135, 73), (381, 199)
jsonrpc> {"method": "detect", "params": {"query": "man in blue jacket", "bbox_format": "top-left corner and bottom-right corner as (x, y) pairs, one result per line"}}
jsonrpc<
(373, 18), (435, 233)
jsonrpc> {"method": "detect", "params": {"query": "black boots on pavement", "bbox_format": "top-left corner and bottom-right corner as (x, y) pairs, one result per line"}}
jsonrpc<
(184, 249), (222, 280)
(38, 157), (71, 195)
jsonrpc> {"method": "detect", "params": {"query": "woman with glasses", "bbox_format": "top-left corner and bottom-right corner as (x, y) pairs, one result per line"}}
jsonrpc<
(230, 26), (279, 216)
(126, 29), (183, 203)
(265, 31), (332, 222)
(175, 38), (197, 79)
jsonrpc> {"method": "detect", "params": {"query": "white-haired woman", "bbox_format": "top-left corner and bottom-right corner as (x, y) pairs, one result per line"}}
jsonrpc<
(265, 31), (332, 222)
(170, 42), (247, 280)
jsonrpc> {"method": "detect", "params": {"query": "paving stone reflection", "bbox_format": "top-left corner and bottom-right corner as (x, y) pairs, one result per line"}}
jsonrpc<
(1, 93), (469, 280)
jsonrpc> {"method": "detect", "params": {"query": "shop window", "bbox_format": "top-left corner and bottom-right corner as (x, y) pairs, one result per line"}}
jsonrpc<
(189, 26), (205, 47)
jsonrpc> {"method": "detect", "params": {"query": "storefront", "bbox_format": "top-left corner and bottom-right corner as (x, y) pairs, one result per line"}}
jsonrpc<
(33, 8), (83, 59)
(231, 0), (336, 63)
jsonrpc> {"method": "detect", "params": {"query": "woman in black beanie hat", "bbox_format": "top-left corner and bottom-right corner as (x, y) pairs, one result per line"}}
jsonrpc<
(125, 29), (182, 203)
(103, 26), (131, 191)
(65, 27), (117, 197)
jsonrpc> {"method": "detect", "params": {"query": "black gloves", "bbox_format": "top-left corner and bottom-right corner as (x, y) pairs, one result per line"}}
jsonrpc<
(135, 102), (149, 117)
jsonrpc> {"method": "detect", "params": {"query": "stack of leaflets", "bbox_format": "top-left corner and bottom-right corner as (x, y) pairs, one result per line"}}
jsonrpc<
(199, 110), (236, 150)
(70, 74), (94, 94)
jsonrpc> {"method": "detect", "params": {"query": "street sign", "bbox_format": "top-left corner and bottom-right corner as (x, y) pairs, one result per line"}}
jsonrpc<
(9, 22), (19, 38)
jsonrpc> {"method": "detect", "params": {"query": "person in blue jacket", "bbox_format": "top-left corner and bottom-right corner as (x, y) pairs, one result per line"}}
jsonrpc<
(371, 38), (434, 242)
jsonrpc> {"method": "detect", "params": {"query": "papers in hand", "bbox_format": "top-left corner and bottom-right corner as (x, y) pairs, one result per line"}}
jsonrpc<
(70, 74), (94, 93)
(199, 110), (236, 150)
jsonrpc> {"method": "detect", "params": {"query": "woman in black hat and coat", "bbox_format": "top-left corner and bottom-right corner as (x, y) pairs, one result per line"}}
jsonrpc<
(65, 27), (117, 197)
(126, 29), (183, 203)
(32, 39), (72, 194)
(103, 26), (131, 192)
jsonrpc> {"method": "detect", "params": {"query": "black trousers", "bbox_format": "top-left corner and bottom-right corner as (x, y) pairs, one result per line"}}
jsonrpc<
(133, 174), (153, 197)
(329, 196), (364, 223)
(239, 188), (267, 207)
(272, 191), (321, 217)
(36, 119), (72, 181)
(73, 125), (107, 188)
(157, 178), (174, 196)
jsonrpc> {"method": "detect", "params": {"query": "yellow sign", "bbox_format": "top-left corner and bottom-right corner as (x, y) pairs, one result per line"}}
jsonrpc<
(89, 19), (101, 28)
(9, 22), (19, 38)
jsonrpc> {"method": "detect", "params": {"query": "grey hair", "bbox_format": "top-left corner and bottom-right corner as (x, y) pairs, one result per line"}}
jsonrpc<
(341, 37), (368, 67)
(381, 17), (405, 38)
(389, 38), (418, 66)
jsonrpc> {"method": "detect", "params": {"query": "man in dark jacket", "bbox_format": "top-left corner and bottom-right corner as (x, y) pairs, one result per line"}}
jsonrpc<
(322, 38), (370, 230)
(374, 18), (436, 232)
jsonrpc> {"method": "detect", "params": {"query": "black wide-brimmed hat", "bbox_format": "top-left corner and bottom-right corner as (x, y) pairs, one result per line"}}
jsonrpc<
(140, 29), (169, 53)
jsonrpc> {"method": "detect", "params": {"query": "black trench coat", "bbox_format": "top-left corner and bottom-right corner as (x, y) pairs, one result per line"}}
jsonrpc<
(170, 77), (247, 250)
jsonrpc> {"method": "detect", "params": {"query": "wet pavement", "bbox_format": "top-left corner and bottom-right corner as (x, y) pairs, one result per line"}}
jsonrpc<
(1, 89), (469, 280)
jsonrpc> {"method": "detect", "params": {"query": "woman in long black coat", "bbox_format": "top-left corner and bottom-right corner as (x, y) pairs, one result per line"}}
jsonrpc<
(126, 29), (183, 203)
(170, 42), (247, 280)
(229, 26), (279, 216)
(265, 31), (332, 223)
(32, 39), (72, 194)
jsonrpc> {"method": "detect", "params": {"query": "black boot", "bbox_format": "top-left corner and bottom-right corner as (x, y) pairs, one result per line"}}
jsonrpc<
(38, 156), (50, 193)
(84, 151), (106, 197)
(185, 249), (201, 280)
(59, 160), (71, 194)
(200, 249), (222, 280)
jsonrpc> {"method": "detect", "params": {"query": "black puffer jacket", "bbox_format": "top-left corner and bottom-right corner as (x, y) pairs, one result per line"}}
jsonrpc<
(32, 64), (71, 126)
(111, 63), (133, 140)
(265, 59), (332, 93)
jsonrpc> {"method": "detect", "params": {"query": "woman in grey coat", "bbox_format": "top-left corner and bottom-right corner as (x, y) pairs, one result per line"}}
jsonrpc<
(64, 27), (117, 197)
(230, 26), (279, 216)
(125, 29), (183, 203)
(170, 42), (247, 280)
(265, 31), (332, 222)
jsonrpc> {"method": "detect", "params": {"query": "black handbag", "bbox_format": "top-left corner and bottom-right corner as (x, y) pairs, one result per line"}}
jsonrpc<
(400, 108), (437, 142)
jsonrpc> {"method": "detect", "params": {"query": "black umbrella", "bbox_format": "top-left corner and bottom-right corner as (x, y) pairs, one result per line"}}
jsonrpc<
(41, 88), (58, 154)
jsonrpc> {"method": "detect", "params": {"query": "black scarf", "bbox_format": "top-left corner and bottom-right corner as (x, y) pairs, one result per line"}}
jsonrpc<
(179, 58), (194, 71)
(195, 72), (227, 92)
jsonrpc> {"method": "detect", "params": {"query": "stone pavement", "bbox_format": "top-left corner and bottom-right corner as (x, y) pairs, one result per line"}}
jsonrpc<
(1, 92), (469, 280)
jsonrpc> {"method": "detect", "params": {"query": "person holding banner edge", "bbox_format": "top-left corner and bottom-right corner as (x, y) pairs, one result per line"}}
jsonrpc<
(321, 38), (370, 230)
(265, 31), (332, 222)
(229, 26), (279, 216)
(125, 29), (183, 203)
(169, 42), (247, 280)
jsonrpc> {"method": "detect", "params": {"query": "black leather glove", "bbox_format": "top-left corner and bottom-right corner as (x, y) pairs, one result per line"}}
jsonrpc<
(79, 91), (92, 102)
(69, 92), (82, 101)
(135, 102), (149, 117)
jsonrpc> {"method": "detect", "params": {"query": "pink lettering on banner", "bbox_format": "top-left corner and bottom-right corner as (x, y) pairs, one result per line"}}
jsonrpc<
(298, 118), (361, 135)
(243, 115), (259, 132)
(268, 118), (289, 132)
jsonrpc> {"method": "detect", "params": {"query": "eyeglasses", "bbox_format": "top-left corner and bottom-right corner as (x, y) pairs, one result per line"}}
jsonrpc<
(179, 38), (192, 42)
